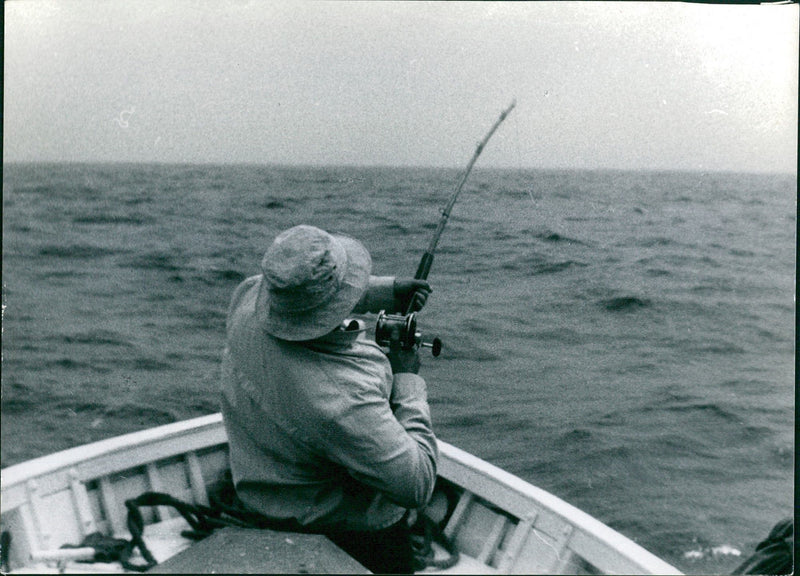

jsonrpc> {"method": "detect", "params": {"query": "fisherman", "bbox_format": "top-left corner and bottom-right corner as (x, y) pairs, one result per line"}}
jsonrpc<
(220, 224), (438, 574)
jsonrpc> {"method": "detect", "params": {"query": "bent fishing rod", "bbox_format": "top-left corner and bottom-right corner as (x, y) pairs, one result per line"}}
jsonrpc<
(413, 99), (517, 287)
(376, 100), (517, 355)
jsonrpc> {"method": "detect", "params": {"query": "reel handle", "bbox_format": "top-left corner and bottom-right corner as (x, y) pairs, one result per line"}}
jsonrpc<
(421, 337), (443, 357)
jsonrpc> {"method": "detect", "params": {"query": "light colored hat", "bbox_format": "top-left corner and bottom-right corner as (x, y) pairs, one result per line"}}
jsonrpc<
(256, 225), (372, 341)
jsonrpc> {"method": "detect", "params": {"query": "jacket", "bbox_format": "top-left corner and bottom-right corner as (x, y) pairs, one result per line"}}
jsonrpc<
(220, 274), (438, 532)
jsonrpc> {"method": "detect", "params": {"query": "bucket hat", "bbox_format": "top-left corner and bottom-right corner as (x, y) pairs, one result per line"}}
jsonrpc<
(256, 225), (372, 341)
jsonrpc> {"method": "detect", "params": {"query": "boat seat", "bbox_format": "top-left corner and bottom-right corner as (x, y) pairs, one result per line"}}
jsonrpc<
(148, 526), (370, 574)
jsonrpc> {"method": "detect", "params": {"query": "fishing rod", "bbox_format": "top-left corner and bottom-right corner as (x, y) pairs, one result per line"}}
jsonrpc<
(413, 99), (517, 287)
(376, 100), (517, 355)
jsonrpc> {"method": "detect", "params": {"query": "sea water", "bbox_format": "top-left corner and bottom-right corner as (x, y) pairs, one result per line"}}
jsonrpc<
(1, 163), (794, 573)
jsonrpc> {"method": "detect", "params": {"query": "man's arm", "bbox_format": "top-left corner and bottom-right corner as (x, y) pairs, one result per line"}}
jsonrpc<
(354, 276), (432, 314)
(353, 276), (396, 314)
(302, 353), (438, 510)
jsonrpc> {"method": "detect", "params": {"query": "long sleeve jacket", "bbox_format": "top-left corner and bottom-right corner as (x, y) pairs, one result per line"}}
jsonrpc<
(220, 275), (438, 532)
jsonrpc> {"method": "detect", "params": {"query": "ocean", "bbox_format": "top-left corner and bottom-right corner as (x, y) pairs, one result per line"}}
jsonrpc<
(1, 163), (795, 573)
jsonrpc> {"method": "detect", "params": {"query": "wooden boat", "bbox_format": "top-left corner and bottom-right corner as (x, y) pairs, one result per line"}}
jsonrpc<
(0, 413), (681, 574)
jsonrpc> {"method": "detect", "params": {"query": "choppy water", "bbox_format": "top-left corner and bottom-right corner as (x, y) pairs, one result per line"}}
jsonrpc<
(2, 163), (795, 573)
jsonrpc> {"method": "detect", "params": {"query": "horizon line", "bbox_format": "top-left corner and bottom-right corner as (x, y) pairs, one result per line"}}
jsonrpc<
(2, 159), (796, 177)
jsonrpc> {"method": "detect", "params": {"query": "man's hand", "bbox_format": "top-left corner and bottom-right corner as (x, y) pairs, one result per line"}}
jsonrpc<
(393, 279), (432, 313)
(387, 341), (421, 374)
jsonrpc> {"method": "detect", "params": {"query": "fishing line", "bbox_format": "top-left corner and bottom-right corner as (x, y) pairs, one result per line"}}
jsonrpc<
(513, 102), (536, 207)
(514, 101), (523, 172)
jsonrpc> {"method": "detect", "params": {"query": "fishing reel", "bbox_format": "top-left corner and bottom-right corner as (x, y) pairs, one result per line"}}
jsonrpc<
(375, 311), (442, 357)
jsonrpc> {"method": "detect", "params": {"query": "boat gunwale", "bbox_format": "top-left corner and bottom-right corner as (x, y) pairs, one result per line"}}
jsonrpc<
(437, 441), (681, 574)
(1, 414), (227, 516)
(1, 414), (225, 488)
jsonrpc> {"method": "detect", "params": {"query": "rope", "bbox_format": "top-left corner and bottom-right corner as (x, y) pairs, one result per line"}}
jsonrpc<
(121, 489), (267, 571)
(58, 485), (264, 572)
(54, 471), (459, 573)
(409, 513), (460, 571)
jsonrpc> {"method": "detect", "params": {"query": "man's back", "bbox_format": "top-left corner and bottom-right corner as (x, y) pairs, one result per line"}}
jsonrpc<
(221, 274), (437, 532)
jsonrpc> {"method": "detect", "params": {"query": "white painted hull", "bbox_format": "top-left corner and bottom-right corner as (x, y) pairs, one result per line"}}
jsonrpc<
(0, 414), (681, 574)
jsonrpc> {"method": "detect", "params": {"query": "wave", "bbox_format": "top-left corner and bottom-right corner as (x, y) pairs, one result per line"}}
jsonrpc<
(440, 410), (530, 432)
(530, 328), (587, 345)
(261, 198), (299, 210)
(651, 432), (719, 458)
(648, 401), (741, 422)
(60, 330), (134, 347)
(594, 411), (628, 428)
(44, 358), (112, 372)
(683, 544), (742, 561)
(440, 413), (487, 429)
(501, 254), (587, 275)
(204, 268), (247, 283)
(1, 396), (38, 414)
(718, 378), (780, 397)
(119, 252), (183, 271)
(35, 270), (91, 280)
(115, 357), (175, 371)
(496, 188), (543, 202)
(560, 428), (593, 442)
(154, 306), (226, 332)
(42, 352), (178, 373)
(72, 214), (155, 225)
(637, 400), (778, 451)
(11, 184), (57, 195)
(144, 290), (179, 302)
(727, 247), (757, 258)
(662, 334), (748, 357)
(53, 400), (180, 426)
(186, 398), (221, 413)
(599, 296), (651, 312)
(694, 341), (747, 355)
(533, 230), (587, 245)
(427, 395), (470, 408)
(581, 443), (634, 461)
(689, 281), (738, 295)
(38, 244), (119, 259)
(564, 215), (614, 223)
(159, 268), (246, 287)
(365, 217), (414, 236)
(11, 183), (103, 197)
(285, 174), (351, 185)
(535, 260), (587, 274)
(103, 403), (180, 424)
(644, 267), (671, 278)
(637, 236), (680, 248)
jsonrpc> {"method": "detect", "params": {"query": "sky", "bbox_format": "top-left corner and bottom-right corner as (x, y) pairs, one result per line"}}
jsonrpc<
(3, 1), (798, 172)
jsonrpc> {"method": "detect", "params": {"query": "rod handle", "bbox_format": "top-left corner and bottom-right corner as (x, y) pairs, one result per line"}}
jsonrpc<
(414, 251), (435, 281)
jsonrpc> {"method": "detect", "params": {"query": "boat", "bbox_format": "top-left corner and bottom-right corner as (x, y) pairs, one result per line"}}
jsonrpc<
(0, 412), (682, 574)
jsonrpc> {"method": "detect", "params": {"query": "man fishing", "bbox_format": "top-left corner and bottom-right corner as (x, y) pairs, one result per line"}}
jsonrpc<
(220, 224), (436, 574)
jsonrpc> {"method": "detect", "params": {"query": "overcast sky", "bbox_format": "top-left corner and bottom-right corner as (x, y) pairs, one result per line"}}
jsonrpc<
(4, 1), (798, 172)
